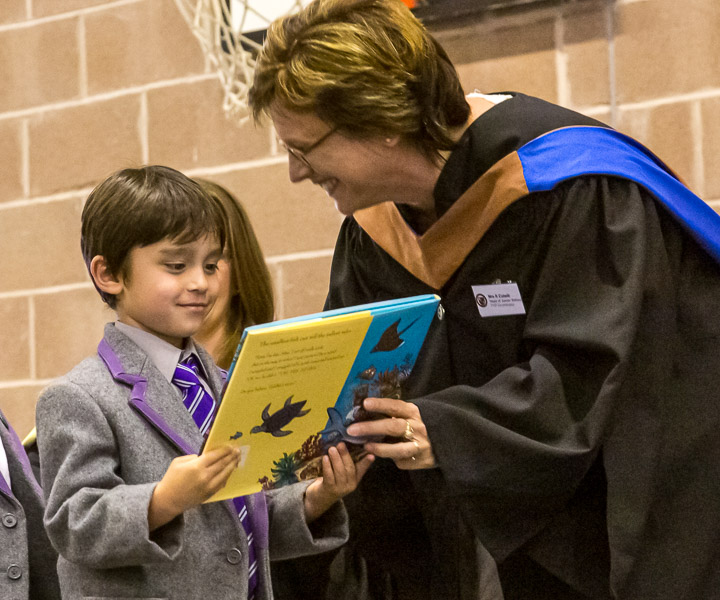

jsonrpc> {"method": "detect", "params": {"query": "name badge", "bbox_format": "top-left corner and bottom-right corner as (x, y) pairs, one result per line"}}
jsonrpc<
(472, 283), (526, 317)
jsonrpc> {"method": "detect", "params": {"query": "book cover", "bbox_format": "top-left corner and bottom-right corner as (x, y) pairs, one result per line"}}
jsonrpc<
(203, 294), (440, 501)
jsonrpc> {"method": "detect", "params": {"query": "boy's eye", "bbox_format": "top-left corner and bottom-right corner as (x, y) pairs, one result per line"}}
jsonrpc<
(166, 263), (185, 272)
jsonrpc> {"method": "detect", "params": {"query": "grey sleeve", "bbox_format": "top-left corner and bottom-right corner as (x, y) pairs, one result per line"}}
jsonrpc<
(36, 381), (184, 568)
(266, 480), (348, 561)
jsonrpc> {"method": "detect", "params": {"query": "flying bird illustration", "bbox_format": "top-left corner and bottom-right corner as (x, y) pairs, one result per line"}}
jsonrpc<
(371, 317), (420, 353)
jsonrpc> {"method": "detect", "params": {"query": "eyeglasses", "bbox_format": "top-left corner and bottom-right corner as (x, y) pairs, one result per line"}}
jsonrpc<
(279, 126), (338, 168)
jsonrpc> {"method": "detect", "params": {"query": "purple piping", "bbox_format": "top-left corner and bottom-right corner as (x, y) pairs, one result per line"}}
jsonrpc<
(0, 414), (43, 499)
(97, 339), (196, 455)
(0, 470), (12, 499)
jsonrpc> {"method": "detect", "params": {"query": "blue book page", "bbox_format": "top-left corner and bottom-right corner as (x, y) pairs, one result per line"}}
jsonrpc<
(319, 295), (439, 448)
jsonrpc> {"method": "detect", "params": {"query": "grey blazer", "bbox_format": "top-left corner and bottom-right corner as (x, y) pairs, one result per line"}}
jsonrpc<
(36, 323), (348, 600)
(0, 409), (60, 600)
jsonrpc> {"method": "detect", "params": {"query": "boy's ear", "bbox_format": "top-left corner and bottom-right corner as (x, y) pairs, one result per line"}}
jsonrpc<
(90, 256), (123, 296)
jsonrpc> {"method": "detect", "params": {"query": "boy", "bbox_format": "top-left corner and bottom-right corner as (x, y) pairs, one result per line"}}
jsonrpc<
(0, 408), (60, 600)
(36, 166), (371, 599)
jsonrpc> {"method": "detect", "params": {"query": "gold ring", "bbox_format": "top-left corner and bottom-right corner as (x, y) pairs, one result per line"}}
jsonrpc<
(402, 419), (414, 441)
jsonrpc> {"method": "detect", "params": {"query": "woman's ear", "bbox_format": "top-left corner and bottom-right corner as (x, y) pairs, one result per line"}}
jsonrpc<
(90, 256), (123, 296)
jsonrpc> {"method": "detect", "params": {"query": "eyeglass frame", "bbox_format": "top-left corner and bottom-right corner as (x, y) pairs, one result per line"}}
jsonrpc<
(279, 126), (338, 168)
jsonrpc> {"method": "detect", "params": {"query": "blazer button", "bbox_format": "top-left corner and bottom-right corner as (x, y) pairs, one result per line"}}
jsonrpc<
(2, 514), (17, 528)
(7, 564), (22, 580)
(226, 548), (243, 565)
(436, 303), (445, 320)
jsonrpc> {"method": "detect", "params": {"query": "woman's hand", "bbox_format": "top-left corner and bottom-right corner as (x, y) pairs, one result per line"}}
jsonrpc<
(346, 398), (436, 470)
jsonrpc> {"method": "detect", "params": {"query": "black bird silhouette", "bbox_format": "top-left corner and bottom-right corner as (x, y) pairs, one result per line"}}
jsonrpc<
(371, 317), (420, 353)
(250, 396), (310, 437)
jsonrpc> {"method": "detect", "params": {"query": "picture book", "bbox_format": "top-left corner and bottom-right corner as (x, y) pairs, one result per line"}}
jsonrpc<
(202, 294), (440, 501)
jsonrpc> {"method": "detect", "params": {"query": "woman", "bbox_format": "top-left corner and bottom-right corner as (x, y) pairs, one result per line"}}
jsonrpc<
(249, 1), (720, 599)
(194, 179), (274, 369)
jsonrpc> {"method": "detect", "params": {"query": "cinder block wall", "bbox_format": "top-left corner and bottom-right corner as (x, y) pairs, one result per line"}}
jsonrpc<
(1, 0), (718, 436)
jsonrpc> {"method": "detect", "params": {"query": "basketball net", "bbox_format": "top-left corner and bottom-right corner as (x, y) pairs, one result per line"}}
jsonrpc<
(173, 0), (311, 123)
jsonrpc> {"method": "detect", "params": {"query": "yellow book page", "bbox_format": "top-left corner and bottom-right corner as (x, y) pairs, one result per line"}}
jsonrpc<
(204, 311), (372, 501)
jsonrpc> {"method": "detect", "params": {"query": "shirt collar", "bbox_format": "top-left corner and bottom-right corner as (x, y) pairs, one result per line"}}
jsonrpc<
(114, 322), (204, 384)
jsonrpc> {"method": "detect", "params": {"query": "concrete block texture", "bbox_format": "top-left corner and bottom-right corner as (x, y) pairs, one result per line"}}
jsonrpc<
(33, 0), (114, 19)
(0, 17), (81, 112)
(0, 297), (31, 381)
(0, 386), (46, 440)
(34, 287), (111, 379)
(84, 0), (206, 95)
(0, 199), (87, 293)
(702, 97), (720, 198)
(614, 0), (720, 103)
(28, 95), (144, 196)
(0, 119), (24, 204)
(147, 79), (272, 170)
(271, 255), (335, 319)
(564, 3), (611, 107)
(443, 16), (559, 102)
(0, 1), (27, 25)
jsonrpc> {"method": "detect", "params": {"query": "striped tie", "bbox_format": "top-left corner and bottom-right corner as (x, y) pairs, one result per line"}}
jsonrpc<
(172, 354), (258, 599)
(172, 355), (216, 436)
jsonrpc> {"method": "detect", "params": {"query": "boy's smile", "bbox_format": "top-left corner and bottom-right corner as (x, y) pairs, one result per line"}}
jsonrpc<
(112, 235), (223, 348)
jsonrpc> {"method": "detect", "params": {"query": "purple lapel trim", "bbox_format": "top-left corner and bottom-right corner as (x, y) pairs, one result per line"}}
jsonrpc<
(0, 470), (12, 500)
(0, 415), (42, 500)
(97, 338), (196, 456)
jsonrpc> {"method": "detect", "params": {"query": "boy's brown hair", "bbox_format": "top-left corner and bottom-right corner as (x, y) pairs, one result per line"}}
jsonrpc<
(81, 165), (226, 309)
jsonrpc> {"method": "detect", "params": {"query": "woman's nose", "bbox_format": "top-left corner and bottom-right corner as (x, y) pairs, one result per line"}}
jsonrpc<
(288, 153), (313, 183)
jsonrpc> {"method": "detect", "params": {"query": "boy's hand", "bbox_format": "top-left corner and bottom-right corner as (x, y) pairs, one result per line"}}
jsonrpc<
(303, 443), (374, 523)
(148, 446), (240, 531)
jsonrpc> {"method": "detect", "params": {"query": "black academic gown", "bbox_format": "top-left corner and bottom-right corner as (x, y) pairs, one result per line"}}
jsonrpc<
(320, 93), (720, 600)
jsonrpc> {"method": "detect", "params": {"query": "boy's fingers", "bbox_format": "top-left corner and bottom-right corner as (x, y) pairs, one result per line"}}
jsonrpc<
(208, 458), (239, 492)
(198, 450), (240, 484)
(329, 446), (353, 488)
(337, 444), (355, 473)
(321, 454), (336, 487)
(199, 446), (235, 467)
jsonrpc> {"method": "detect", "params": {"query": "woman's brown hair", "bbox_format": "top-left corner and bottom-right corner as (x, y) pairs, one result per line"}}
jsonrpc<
(196, 179), (274, 368)
(249, 0), (470, 160)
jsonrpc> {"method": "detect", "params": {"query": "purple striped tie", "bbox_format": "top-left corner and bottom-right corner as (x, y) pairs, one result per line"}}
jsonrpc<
(172, 355), (216, 436)
(172, 355), (258, 598)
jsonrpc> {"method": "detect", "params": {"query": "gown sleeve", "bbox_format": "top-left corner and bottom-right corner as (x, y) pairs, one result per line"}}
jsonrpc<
(415, 176), (657, 557)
